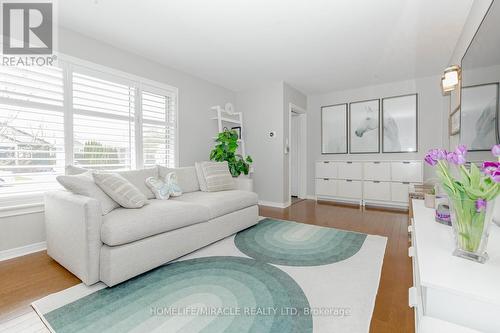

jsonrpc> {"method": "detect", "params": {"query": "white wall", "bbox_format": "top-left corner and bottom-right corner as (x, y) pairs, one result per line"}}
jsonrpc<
(0, 28), (237, 254)
(237, 82), (285, 205)
(236, 81), (307, 206)
(307, 75), (444, 196)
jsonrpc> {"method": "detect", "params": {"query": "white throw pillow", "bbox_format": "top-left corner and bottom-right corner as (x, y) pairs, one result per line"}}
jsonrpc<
(56, 171), (119, 215)
(93, 173), (148, 208)
(200, 161), (236, 192)
(145, 172), (182, 200)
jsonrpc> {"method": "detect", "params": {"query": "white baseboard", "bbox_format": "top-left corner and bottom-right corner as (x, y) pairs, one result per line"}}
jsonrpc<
(305, 195), (317, 200)
(258, 200), (289, 208)
(0, 241), (46, 262)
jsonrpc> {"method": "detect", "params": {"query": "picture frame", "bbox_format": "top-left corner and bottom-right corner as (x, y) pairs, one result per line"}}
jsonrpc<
(349, 99), (380, 154)
(449, 105), (461, 136)
(382, 94), (418, 153)
(231, 126), (242, 139)
(321, 103), (348, 154)
(460, 82), (499, 151)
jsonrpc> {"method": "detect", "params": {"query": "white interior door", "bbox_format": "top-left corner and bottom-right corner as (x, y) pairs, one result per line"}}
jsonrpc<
(291, 114), (299, 196)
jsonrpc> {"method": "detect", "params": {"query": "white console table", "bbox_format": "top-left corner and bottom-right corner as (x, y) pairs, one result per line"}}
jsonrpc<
(410, 199), (500, 333)
(315, 160), (423, 208)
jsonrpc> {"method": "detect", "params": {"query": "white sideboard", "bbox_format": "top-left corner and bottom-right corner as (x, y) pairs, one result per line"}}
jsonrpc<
(315, 160), (423, 208)
(410, 199), (500, 333)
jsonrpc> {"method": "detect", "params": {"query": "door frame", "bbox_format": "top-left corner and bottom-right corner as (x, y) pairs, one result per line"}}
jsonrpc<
(288, 103), (307, 205)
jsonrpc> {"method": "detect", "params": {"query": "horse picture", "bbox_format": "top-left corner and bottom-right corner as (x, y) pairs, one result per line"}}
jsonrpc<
(382, 94), (418, 153)
(349, 99), (380, 153)
(461, 83), (498, 151)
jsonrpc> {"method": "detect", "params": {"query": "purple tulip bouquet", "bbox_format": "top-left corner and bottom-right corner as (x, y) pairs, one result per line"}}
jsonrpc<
(425, 144), (500, 263)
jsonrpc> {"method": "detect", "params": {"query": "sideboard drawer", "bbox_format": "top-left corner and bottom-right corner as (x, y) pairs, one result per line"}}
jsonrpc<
(315, 179), (337, 197)
(316, 161), (337, 178)
(391, 161), (423, 183)
(391, 182), (410, 203)
(337, 162), (363, 180)
(364, 181), (391, 201)
(364, 162), (391, 181)
(337, 179), (362, 199)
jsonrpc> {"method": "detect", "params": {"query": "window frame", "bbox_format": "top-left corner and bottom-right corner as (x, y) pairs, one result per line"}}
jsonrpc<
(0, 54), (179, 208)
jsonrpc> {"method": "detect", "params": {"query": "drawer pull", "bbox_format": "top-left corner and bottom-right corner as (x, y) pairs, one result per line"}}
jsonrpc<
(373, 161), (381, 164)
(323, 161), (330, 164)
(373, 181), (380, 183)
(323, 178), (329, 181)
(346, 161), (353, 164)
(403, 161), (411, 164)
(402, 182), (410, 185)
(346, 179), (353, 182)
(408, 246), (415, 257)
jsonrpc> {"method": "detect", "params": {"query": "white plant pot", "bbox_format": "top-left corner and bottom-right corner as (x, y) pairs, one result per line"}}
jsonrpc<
(424, 193), (436, 209)
(234, 174), (253, 192)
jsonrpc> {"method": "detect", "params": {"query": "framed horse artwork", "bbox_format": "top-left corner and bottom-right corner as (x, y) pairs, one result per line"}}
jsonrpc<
(460, 83), (499, 151)
(382, 94), (418, 153)
(349, 99), (380, 153)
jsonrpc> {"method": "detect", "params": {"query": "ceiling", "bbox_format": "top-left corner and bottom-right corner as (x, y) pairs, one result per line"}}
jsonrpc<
(59, 0), (473, 94)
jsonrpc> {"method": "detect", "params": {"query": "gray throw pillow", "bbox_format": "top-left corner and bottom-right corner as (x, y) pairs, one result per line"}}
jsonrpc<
(200, 161), (236, 192)
(93, 173), (148, 208)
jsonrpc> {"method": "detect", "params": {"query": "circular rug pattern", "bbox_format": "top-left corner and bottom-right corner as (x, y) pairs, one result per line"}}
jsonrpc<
(45, 256), (312, 333)
(235, 218), (367, 266)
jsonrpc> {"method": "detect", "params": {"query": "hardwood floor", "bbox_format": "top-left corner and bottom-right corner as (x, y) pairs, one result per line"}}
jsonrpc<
(0, 199), (413, 332)
(0, 251), (80, 322)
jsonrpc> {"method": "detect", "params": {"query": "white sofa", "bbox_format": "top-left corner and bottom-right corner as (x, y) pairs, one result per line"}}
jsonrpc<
(44, 166), (259, 287)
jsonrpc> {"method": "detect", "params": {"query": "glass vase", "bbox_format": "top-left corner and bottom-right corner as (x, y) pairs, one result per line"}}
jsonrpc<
(448, 196), (495, 263)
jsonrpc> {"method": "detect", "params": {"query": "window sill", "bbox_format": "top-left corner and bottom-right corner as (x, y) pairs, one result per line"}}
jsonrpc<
(0, 193), (45, 218)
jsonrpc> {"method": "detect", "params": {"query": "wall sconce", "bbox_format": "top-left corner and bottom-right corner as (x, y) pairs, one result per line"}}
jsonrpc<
(441, 65), (461, 95)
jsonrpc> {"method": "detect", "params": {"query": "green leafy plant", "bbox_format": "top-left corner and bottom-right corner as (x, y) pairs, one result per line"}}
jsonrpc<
(210, 130), (253, 177)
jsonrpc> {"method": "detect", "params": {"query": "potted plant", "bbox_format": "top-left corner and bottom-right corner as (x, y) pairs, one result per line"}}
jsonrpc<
(424, 144), (500, 263)
(210, 129), (254, 190)
(424, 187), (436, 208)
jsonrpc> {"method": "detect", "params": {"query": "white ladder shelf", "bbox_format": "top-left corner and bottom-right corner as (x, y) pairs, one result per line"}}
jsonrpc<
(211, 103), (246, 157)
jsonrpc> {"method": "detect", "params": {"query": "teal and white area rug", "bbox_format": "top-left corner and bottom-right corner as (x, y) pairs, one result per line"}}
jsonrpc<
(32, 218), (387, 333)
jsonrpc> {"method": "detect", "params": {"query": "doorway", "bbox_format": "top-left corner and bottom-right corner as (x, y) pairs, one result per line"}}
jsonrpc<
(288, 103), (307, 206)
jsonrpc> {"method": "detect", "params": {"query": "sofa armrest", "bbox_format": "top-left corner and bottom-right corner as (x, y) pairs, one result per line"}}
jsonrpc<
(44, 190), (102, 285)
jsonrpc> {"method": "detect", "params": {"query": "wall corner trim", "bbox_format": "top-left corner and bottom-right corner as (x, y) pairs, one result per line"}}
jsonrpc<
(258, 200), (290, 209)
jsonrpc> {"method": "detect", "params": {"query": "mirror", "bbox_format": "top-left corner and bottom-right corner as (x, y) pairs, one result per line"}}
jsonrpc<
(461, 1), (500, 151)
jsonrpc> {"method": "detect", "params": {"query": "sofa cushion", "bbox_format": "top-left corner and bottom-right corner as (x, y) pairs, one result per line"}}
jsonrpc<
(158, 166), (200, 193)
(171, 190), (258, 219)
(64, 165), (159, 199)
(101, 200), (209, 246)
(117, 167), (158, 199)
(56, 171), (119, 215)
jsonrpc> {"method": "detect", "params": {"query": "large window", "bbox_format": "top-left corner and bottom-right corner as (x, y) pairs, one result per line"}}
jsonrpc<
(0, 60), (177, 202)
